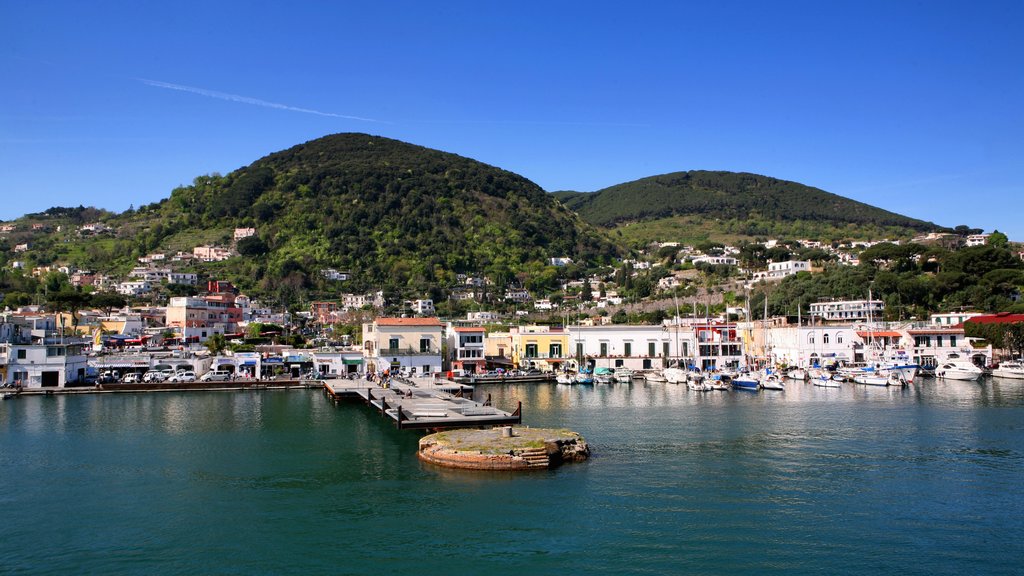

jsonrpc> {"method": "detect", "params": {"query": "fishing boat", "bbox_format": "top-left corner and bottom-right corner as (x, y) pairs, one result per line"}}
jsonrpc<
(992, 361), (1024, 379)
(936, 360), (983, 381)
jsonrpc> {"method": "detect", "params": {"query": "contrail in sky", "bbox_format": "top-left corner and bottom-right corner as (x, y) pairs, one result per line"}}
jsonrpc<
(139, 78), (381, 122)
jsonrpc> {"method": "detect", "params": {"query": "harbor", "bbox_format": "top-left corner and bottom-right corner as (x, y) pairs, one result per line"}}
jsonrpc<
(3, 378), (1022, 575)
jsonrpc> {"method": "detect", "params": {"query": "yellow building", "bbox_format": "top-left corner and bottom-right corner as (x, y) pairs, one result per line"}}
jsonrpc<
(509, 325), (569, 371)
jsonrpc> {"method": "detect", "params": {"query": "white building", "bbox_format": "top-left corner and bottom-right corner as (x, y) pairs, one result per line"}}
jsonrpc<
(412, 299), (435, 315)
(0, 314), (89, 388)
(168, 272), (198, 286)
(570, 324), (695, 371)
(193, 245), (233, 262)
(116, 281), (153, 296)
(930, 312), (983, 326)
(362, 317), (444, 375)
(234, 227), (257, 241)
(752, 260), (811, 282)
(965, 234), (990, 247)
(691, 255), (738, 266)
(321, 269), (350, 281)
(809, 299), (884, 322)
(549, 257), (573, 267)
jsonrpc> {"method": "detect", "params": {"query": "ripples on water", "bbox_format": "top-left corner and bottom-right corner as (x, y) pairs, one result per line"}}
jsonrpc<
(2, 379), (1023, 575)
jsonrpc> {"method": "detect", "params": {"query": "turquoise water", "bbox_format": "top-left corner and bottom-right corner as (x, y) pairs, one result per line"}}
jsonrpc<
(2, 380), (1023, 575)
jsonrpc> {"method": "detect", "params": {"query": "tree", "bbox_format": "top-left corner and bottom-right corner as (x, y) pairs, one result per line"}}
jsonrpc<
(90, 292), (127, 316)
(989, 230), (1009, 248)
(205, 333), (227, 355)
(581, 281), (593, 302)
(48, 289), (91, 333)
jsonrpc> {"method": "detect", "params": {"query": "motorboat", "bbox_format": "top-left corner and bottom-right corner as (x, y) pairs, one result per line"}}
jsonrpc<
(555, 373), (575, 385)
(731, 372), (760, 390)
(760, 374), (785, 390)
(936, 361), (984, 381)
(786, 368), (807, 381)
(594, 367), (616, 385)
(853, 371), (907, 387)
(615, 369), (635, 383)
(662, 367), (688, 385)
(644, 371), (667, 383)
(813, 375), (840, 388)
(992, 361), (1024, 379)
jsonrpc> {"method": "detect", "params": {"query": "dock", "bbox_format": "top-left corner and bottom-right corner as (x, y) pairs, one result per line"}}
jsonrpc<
(322, 378), (522, 430)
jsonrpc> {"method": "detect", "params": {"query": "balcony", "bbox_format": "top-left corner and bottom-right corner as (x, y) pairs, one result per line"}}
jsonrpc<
(378, 347), (439, 357)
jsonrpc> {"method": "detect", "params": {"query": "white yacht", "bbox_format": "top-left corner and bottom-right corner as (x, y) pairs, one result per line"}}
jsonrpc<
(936, 360), (984, 381)
(992, 361), (1024, 379)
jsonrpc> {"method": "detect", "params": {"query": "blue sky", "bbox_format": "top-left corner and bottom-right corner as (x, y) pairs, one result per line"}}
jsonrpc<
(3, 1), (1022, 238)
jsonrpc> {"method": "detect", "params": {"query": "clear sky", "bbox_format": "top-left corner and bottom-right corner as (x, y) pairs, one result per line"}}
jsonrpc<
(3, 1), (1022, 238)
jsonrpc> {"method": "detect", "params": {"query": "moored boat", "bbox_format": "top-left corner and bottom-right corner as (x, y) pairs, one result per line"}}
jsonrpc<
(992, 361), (1024, 379)
(731, 372), (760, 390)
(615, 369), (635, 383)
(936, 361), (983, 381)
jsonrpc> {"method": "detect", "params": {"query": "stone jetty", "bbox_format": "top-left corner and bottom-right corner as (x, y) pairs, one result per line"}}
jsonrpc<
(418, 426), (589, 471)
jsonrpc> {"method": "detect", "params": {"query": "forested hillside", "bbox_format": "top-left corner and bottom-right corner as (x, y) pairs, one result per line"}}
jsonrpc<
(555, 171), (939, 232)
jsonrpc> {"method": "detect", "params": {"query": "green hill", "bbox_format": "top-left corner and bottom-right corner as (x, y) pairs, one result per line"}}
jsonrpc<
(141, 133), (618, 295)
(554, 171), (939, 232)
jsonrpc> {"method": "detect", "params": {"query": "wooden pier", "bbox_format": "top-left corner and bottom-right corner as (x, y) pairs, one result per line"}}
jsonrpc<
(322, 378), (522, 430)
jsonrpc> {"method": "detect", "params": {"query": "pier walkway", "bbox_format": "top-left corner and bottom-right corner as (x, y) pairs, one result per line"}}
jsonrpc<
(322, 378), (522, 430)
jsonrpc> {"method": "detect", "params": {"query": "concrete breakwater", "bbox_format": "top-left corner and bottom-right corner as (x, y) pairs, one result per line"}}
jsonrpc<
(418, 427), (590, 471)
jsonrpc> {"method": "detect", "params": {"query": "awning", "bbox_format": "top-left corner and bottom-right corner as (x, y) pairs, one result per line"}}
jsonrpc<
(857, 331), (902, 338)
(342, 358), (363, 365)
(240, 360), (257, 366)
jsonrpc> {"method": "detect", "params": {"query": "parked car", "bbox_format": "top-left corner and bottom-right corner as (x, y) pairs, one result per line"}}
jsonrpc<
(143, 371), (166, 383)
(122, 373), (141, 383)
(200, 370), (233, 382)
(168, 371), (196, 383)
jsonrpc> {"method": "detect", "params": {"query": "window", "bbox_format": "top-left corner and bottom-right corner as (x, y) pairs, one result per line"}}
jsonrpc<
(808, 334), (815, 344)
(615, 359), (624, 367)
(663, 342), (670, 357)
(389, 338), (400, 350)
(648, 342), (656, 357)
(600, 343), (608, 356)
(419, 338), (431, 353)
(837, 334), (844, 344)
(643, 359), (652, 369)
(525, 344), (538, 358)
(949, 336), (957, 347)
(823, 333), (830, 344)
(549, 343), (562, 358)
(682, 342), (689, 357)
(624, 343), (632, 357)
(576, 343), (584, 359)
(422, 365), (430, 374)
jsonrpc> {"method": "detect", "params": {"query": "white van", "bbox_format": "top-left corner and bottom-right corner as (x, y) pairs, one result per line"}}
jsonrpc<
(200, 370), (233, 382)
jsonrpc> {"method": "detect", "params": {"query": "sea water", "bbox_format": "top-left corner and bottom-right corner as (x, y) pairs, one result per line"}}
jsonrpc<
(2, 379), (1022, 575)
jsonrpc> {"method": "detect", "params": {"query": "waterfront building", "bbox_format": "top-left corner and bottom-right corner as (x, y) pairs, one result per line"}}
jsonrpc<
(311, 349), (364, 377)
(0, 313), (88, 388)
(448, 326), (486, 373)
(361, 317), (444, 376)
(165, 288), (243, 342)
(929, 312), (984, 326)
(483, 330), (514, 370)
(571, 324), (693, 371)
(767, 324), (857, 367)
(508, 325), (569, 372)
